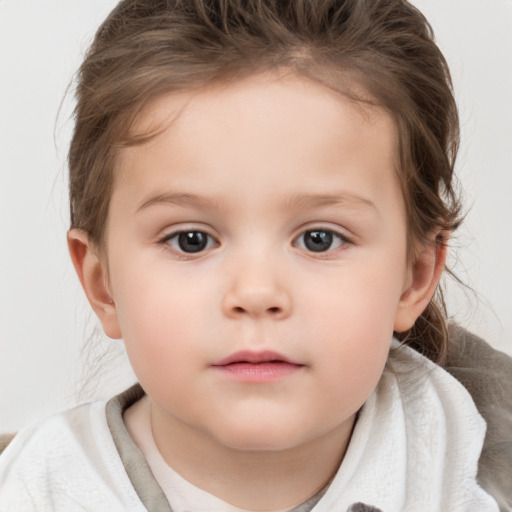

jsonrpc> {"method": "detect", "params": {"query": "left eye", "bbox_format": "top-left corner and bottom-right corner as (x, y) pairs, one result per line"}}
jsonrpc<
(294, 229), (346, 253)
(164, 231), (216, 254)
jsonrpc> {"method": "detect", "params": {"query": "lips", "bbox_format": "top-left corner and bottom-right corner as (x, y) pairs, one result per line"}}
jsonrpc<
(212, 351), (304, 382)
(213, 350), (301, 366)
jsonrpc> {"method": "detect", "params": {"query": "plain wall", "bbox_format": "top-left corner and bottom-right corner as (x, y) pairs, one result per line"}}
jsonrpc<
(1, 0), (511, 433)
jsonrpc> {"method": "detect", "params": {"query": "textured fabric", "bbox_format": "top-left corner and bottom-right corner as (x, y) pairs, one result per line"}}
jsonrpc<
(346, 504), (382, 512)
(0, 340), (499, 511)
(444, 325), (512, 512)
(307, 342), (498, 511)
(0, 400), (148, 511)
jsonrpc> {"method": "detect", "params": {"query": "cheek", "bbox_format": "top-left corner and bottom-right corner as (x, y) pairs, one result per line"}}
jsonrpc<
(109, 264), (211, 378)
(307, 311), (391, 423)
(298, 259), (404, 401)
(302, 256), (406, 334)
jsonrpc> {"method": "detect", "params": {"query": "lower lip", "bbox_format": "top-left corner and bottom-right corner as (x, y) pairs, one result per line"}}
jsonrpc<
(212, 362), (303, 382)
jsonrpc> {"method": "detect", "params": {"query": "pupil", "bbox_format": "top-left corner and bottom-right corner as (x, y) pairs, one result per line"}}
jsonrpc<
(178, 232), (207, 253)
(304, 230), (332, 252)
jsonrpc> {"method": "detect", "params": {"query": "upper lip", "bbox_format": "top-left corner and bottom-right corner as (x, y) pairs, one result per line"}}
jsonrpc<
(212, 350), (302, 366)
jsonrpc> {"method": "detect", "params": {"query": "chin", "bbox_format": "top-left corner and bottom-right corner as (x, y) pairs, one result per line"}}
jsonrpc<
(219, 435), (298, 453)
(209, 420), (311, 453)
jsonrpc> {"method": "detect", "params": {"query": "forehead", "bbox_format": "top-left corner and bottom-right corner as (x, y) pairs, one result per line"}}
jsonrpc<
(114, 73), (401, 214)
(128, 72), (393, 143)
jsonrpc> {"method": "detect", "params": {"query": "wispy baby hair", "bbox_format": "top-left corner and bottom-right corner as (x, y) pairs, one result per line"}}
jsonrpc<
(69, 0), (462, 364)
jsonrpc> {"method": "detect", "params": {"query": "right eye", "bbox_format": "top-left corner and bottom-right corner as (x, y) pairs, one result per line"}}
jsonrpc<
(163, 230), (217, 254)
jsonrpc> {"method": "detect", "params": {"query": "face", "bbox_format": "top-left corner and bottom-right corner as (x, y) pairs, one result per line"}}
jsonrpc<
(102, 74), (412, 453)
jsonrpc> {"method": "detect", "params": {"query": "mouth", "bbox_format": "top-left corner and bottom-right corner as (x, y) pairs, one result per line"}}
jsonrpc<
(211, 350), (305, 382)
(213, 350), (301, 366)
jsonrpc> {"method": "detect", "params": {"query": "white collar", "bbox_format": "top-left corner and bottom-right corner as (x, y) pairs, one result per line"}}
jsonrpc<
(313, 341), (498, 511)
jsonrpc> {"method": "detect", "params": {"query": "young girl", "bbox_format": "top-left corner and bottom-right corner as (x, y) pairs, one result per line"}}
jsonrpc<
(1, 0), (511, 510)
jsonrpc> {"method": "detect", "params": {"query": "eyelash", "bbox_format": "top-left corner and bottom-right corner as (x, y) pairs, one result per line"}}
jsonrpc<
(159, 227), (351, 257)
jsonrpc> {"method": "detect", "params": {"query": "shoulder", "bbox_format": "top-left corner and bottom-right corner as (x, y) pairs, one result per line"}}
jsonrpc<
(0, 402), (104, 505)
(445, 324), (512, 387)
(0, 402), (99, 468)
(444, 324), (512, 433)
(444, 324), (512, 511)
(0, 400), (144, 511)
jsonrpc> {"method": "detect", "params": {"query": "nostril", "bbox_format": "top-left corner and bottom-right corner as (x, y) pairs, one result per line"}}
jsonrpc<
(231, 305), (281, 315)
(223, 289), (291, 318)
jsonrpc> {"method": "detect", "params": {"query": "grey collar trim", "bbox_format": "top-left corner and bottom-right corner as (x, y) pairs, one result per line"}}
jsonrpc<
(106, 383), (172, 512)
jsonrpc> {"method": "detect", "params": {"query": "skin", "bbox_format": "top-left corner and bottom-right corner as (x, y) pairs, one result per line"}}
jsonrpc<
(68, 73), (446, 510)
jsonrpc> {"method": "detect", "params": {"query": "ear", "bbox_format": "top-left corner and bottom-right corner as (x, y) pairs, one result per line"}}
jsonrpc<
(67, 229), (122, 339)
(394, 231), (448, 332)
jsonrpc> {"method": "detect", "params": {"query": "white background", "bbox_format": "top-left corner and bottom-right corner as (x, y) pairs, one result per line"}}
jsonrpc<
(1, 0), (511, 433)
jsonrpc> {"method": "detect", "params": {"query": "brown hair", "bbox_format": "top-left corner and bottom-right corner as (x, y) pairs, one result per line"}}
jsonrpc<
(69, 0), (462, 365)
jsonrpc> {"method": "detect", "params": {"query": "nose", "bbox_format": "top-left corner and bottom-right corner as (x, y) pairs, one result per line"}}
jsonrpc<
(221, 256), (292, 320)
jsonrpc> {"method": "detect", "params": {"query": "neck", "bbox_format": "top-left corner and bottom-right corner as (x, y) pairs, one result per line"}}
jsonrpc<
(149, 402), (355, 511)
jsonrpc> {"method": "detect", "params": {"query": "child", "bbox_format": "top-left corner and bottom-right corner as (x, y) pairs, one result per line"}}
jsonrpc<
(1, 0), (511, 510)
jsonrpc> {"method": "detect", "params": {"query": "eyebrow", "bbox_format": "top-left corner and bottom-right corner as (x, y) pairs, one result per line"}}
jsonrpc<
(284, 193), (377, 213)
(136, 192), (224, 213)
(136, 191), (377, 214)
